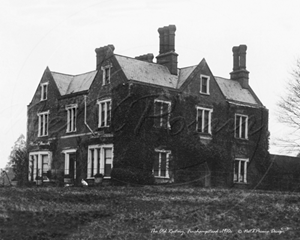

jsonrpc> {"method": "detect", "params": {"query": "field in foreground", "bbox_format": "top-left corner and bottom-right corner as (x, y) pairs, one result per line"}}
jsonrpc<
(0, 186), (299, 240)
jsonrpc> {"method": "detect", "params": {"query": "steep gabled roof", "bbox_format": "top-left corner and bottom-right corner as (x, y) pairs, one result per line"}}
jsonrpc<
(51, 70), (97, 95)
(215, 76), (259, 105)
(115, 55), (178, 88)
(115, 54), (196, 89)
(177, 65), (197, 88)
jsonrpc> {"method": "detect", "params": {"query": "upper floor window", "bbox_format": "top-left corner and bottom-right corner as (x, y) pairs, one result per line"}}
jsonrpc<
(38, 111), (49, 137)
(235, 114), (248, 139)
(200, 75), (210, 95)
(196, 107), (213, 134)
(40, 82), (49, 101)
(66, 104), (77, 133)
(234, 158), (249, 183)
(87, 144), (113, 178)
(102, 65), (111, 85)
(97, 99), (111, 128)
(154, 100), (171, 129)
(153, 149), (171, 178)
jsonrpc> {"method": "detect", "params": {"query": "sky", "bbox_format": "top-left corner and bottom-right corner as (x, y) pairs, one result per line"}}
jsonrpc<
(1, 0), (300, 169)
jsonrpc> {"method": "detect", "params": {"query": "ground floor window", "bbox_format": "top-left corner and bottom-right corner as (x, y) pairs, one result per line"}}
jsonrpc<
(153, 149), (171, 178)
(28, 151), (51, 181)
(234, 158), (249, 183)
(87, 144), (113, 178)
(63, 149), (77, 179)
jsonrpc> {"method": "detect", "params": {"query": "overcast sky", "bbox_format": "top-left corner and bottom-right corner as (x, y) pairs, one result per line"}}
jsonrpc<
(1, 0), (300, 169)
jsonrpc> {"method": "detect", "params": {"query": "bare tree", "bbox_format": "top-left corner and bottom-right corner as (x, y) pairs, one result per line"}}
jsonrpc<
(277, 60), (300, 153)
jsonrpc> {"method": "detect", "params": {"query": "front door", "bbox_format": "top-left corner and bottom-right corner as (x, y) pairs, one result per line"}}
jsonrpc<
(69, 153), (76, 180)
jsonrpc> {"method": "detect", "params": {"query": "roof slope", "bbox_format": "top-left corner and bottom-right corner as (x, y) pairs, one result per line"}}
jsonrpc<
(51, 70), (97, 95)
(177, 65), (197, 88)
(115, 55), (179, 88)
(215, 76), (258, 105)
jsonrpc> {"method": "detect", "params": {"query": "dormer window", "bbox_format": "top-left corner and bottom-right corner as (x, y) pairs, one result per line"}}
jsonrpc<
(40, 82), (49, 101)
(200, 75), (210, 95)
(102, 65), (111, 85)
(66, 104), (78, 133)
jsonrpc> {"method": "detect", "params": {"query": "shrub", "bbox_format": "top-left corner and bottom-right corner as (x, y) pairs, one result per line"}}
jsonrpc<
(111, 167), (155, 186)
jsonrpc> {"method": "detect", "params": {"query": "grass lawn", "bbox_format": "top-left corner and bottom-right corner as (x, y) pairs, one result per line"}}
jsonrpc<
(0, 186), (299, 239)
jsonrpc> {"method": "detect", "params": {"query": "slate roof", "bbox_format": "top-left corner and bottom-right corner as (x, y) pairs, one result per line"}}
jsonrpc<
(51, 70), (97, 95)
(115, 55), (178, 88)
(177, 65), (197, 88)
(214, 76), (258, 105)
(49, 54), (261, 107)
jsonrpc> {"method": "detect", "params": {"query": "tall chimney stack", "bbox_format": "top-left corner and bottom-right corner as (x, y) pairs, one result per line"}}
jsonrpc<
(156, 25), (178, 75)
(230, 44), (249, 88)
(95, 44), (115, 70)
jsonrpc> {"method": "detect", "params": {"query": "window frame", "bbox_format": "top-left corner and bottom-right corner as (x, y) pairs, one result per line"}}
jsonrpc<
(65, 104), (78, 133)
(40, 82), (49, 101)
(233, 158), (249, 183)
(87, 144), (113, 179)
(196, 106), (213, 134)
(200, 74), (210, 95)
(235, 114), (248, 139)
(28, 151), (51, 182)
(62, 149), (77, 178)
(97, 99), (111, 128)
(154, 99), (171, 129)
(37, 110), (49, 137)
(101, 64), (112, 86)
(153, 149), (171, 179)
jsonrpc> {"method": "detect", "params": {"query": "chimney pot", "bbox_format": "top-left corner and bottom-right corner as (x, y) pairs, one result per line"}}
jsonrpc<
(156, 25), (178, 75)
(135, 53), (154, 63)
(95, 44), (115, 70)
(230, 44), (249, 88)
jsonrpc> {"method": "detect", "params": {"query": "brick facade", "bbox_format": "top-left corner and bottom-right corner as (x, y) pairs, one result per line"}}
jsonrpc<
(27, 25), (269, 187)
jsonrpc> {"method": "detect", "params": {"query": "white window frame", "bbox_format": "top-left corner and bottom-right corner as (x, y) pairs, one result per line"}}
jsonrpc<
(28, 151), (51, 181)
(234, 158), (249, 183)
(87, 144), (113, 179)
(101, 64), (112, 86)
(200, 74), (210, 95)
(153, 149), (171, 178)
(65, 104), (78, 133)
(97, 99), (111, 128)
(40, 82), (49, 101)
(196, 106), (213, 134)
(154, 99), (171, 129)
(37, 110), (49, 137)
(235, 114), (248, 139)
(62, 149), (77, 178)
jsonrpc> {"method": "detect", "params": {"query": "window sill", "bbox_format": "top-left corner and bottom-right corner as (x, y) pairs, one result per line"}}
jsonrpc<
(199, 92), (210, 96)
(233, 181), (248, 184)
(197, 132), (212, 137)
(154, 176), (170, 179)
(234, 137), (249, 141)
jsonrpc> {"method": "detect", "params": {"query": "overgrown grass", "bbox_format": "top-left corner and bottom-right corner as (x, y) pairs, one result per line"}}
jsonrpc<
(0, 186), (299, 239)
